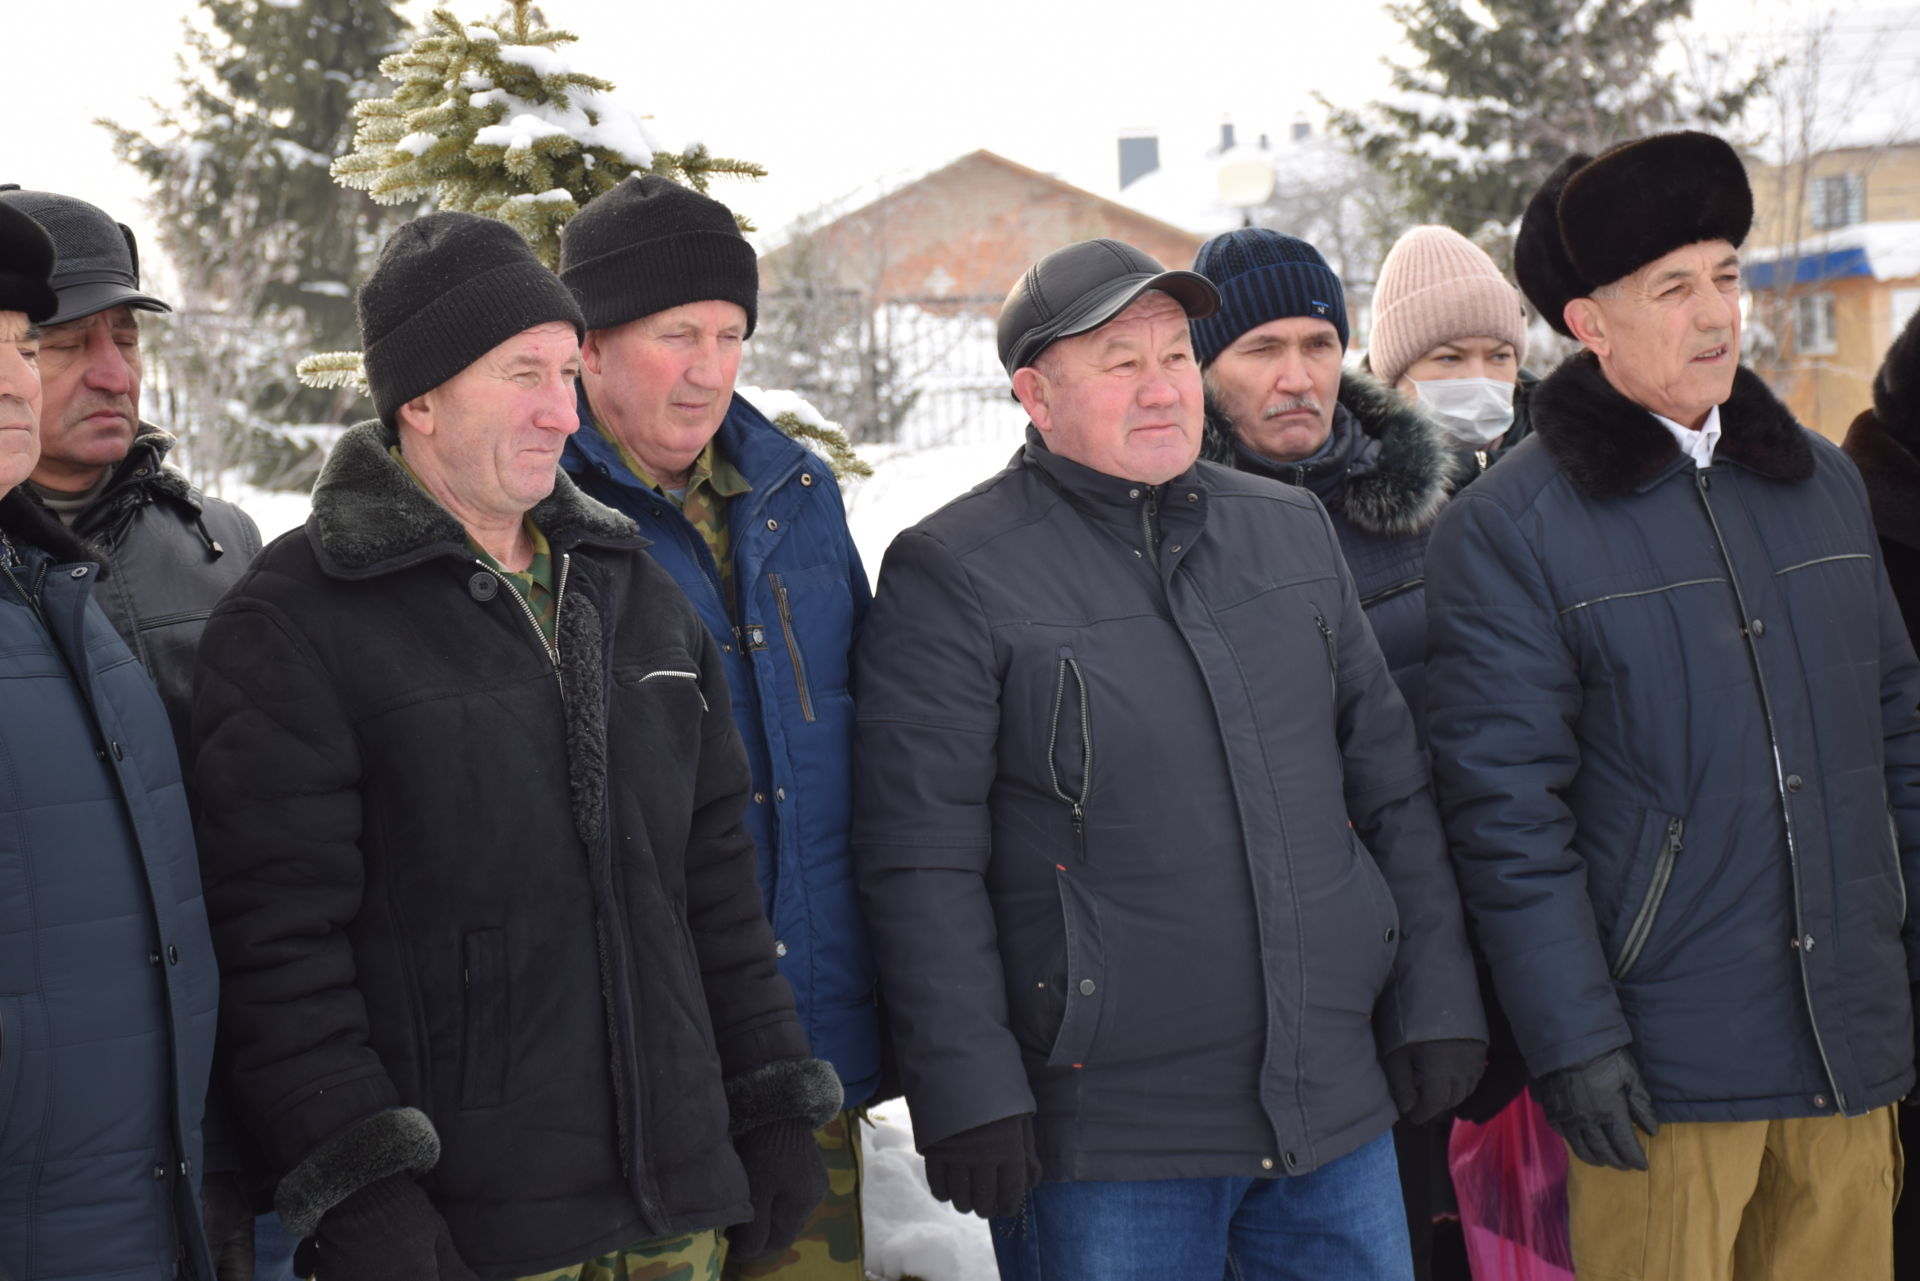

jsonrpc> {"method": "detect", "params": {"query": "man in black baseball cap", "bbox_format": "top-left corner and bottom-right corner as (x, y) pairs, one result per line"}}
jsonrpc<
(853, 239), (1482, 1280)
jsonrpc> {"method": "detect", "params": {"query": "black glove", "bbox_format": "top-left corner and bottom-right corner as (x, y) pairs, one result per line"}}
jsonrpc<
(1383, 1039), (1488, 1125)
(1535, 1046), (1661, 1171)
(726, 1117), (830, 1261)
(292, 1174), (477, 1281)
(201, 1172), (256, 1281)
(921, 1114), (1042, 1220)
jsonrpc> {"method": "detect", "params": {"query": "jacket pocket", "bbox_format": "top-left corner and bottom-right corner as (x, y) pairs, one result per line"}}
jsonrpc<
(1611, 815), (1684, 980)
(1044, 868), (1105, 1069)
(1047, 647), (1093, 862)
(634, 667), (708, 711)
(459, 929), (509, 1110)
(768, 573), (816, 724)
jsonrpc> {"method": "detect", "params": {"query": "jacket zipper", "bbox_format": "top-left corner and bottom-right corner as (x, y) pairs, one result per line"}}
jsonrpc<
(1047, 653), (1093, 862)
(1315, 614), (1338, 699)
(1693, 471), (1844, 1109)
(1140, 486), (1161, 571)
(1613, 818), (1683, 979)
(769, 573), (816, 723)
(0, 557), (48, 631)
(1359, 576), (1424, 609)
(475, 552), (569, 670)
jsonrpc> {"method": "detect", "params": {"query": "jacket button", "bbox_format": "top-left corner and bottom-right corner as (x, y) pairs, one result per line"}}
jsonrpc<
(1749, 619), (1765, 637)
(775, 787), (786, 802)
(468, 572), (498, 601)
(1814, 1094), (1829, 1109)
(1078, 979), (1096, 996)
(1170, 545), (1182, 554)
(753, 792), (766, 804)
(766, 518), (780, 531)
(1283, 1151), (1299, 1170)
(70, 566), (88, 579)
(1186, 492), (1198, 502)
(167, 945), (180, 964)
(1802, 934), (1815, 952)
(1128, 488), (1141, 499)
(152, 1164), (167, 1181)
(775, 941), (788, 958)
(1260, 1157), (1274, 1170)
(149, 951), (162, 966)
(1384, 927), (1396, 943)
(110, 740), (125, 761)
(800, 472), (815, 487)
(1785, 774), (1803, 792)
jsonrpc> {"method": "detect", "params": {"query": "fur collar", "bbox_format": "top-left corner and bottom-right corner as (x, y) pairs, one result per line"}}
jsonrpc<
(1202, 369), (1457, 536)
(1843, 408), (1920, 552)
(307, 421), (640, 579)
(0, 487), (107, 573)
(1530, 350), (1815, 500)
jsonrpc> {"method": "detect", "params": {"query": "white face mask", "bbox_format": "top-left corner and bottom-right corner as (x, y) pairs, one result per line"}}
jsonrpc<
(1411, 376), (1515, 448)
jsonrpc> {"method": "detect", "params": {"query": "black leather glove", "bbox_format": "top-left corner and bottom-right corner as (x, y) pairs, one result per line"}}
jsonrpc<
(1383, 1038), (1489, 1125)
(726, 1117), (830, 1261)
(201, 1171), (256, 1281)
(1535, 1046), (1661, 1171)
(292, 1174), (477, 1281)
(921, 1114), (1042, 1220)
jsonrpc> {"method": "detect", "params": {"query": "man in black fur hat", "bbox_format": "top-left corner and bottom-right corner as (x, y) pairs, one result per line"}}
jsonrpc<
(1844, 306), (1920, 1274)
(191, 211), (839, 1281)
(1425, 131), (1920, 1280)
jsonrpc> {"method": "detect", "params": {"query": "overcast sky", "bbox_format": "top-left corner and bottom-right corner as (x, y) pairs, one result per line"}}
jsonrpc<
(7, 0), (1918, 288)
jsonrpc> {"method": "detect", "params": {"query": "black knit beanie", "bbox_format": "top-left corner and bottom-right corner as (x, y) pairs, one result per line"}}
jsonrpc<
(558, 175), (758, 336)
(1189, 228), (1348, 365)
(358, 211), (585, 426)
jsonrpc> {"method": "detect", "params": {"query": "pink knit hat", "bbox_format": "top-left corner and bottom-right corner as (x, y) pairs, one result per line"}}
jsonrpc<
(1368, 225), (1529, 389)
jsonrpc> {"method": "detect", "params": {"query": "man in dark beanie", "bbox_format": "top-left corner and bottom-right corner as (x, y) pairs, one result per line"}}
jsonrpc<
(1191, 227), (1482, 1280)
(192, 210), (839, 1281)
(0, 203), (221, 1281)
(1425, 130), (1920, 1279)
(558, 175), (878, 1281)
(853, 237), (1483, 1281)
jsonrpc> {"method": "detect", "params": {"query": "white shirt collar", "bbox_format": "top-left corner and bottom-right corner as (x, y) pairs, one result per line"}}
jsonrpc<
(1650, 403), (1722, 470)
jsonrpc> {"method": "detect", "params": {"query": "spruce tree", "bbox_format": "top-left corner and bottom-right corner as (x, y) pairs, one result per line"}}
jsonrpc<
(104, 0), (413, 485)
(1326, 0), (1771, 233)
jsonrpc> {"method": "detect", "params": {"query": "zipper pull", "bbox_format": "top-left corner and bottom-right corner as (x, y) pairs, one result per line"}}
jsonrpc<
(1667, 817), (1684, 854)
(1072, 804), (1086, 863)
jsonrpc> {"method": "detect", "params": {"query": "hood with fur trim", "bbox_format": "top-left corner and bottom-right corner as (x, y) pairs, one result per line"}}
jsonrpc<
(307, 421), (641, 579)
(1529, 350), (1814, 500)
(1202, 369), (1458, 536)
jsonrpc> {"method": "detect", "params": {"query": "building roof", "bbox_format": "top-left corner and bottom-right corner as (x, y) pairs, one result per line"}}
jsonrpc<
(1746, 219), (1920, 289)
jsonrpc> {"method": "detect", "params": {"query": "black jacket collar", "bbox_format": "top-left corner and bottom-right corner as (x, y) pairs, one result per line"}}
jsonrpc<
(1843, 407), (1920, 553)
(306, 421), (643, 580)
(1202, 369), (1456, 536)
(1530, 350), (1815, 500)
(0, 487), (105, 574)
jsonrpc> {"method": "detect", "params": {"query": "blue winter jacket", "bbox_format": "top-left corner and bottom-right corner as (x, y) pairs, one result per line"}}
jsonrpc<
(0, 493), (217, 1281)
(562, 394), (882, 1106)
(1426, 353), (1920, 1123)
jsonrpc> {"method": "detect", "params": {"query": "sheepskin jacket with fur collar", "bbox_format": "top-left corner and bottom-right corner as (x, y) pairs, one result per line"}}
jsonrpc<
(1844, 313), (1920, 640)
(1203, 370), (1458, 727)
(192, 422), (837, 1276)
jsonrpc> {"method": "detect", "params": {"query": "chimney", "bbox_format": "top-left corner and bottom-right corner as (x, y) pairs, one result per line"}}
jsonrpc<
(1119, 131), (1160, 189)
(1220, 121), (1237, 152)
(1291, 120), (1311, 143)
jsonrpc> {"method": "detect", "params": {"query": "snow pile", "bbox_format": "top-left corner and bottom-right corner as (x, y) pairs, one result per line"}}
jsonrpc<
(737, 385), (834, 431)
(862, 1108), (998, 1281)
(843, 438), (1022, 572)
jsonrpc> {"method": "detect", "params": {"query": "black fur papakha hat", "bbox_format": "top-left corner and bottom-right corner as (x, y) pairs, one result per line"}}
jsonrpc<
(1514, 131), (1752, 337)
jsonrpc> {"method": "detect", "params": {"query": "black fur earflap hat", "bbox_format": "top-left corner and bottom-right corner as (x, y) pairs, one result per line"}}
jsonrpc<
(1515, 131), (1752, 337)
(358, 211), (584, 427)
(1873, 305), (1920, 447)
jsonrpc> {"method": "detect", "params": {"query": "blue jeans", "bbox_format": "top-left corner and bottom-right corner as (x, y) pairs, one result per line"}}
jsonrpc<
(252, 1213), (300, 1281)
(989, 1130), (1413, 1281)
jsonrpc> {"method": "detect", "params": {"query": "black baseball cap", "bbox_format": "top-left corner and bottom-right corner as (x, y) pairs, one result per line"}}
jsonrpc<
(0, 187), (170, 325)
(997, 238), (1219, 377)
(0, 202), (58, 322)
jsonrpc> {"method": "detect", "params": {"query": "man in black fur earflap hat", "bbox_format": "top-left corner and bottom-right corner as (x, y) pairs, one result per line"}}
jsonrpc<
(1424, 131), (1920, 1280)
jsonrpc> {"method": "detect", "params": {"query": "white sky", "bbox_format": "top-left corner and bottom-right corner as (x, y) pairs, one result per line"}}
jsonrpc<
(5, 0), (1918, 288)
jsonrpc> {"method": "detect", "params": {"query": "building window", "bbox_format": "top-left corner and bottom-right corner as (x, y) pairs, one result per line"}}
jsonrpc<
(1811, 173), (1865, 230)
(1795, 291), (1838, 356)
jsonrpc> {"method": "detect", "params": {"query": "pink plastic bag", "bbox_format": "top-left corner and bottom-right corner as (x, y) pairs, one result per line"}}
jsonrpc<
(1448, 1088), (1574, 1281)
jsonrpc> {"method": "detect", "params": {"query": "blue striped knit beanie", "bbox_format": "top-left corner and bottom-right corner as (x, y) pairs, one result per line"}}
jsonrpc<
(1189, 228), (1348, 365)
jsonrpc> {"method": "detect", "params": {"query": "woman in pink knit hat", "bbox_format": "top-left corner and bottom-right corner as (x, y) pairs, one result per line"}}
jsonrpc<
(1367, 226), (1536, 482)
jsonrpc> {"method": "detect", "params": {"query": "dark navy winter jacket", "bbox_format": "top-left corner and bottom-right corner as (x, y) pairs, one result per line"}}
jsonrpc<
(1204, 372), (1457, 731)
(563, 394), (882, 1107)
(0, 493), (217, 1281)
(854, 431), (1483, 1181)
(1426, 352), (1920, 1123)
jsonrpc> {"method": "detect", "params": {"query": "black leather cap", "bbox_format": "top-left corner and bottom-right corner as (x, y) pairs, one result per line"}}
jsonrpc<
(0, 202), (58, 322)
(997, 238), (1219, 376)
(0, 187), (170, 325)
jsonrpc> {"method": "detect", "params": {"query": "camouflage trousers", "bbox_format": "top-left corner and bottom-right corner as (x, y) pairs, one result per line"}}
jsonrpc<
(512, 1110), (864, 1281)
(721, 1109), (865, 1280)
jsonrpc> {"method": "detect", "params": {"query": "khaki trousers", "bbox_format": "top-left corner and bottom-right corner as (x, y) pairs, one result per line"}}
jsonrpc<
(1567, 1106), (1903, 1281)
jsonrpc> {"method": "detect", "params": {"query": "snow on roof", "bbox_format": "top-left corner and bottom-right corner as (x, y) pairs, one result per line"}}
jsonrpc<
(1745, 219), (1920, 286)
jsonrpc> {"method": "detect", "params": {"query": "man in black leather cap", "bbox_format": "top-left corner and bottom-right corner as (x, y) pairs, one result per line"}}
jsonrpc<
(853, 238), (1484, 1281)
